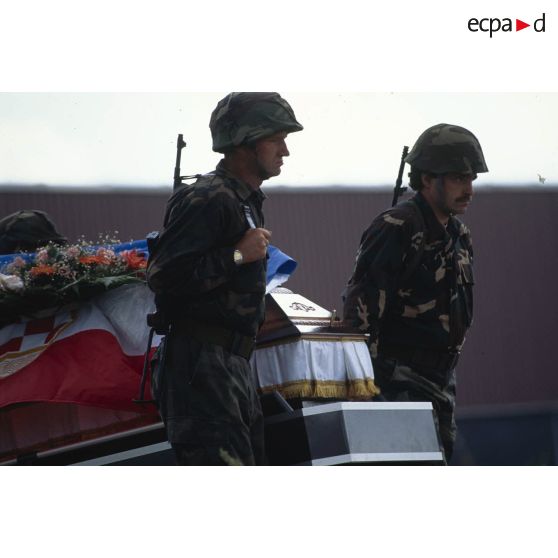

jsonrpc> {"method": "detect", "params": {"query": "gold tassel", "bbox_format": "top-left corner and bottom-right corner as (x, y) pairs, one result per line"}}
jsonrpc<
(260, 378), (380, 401)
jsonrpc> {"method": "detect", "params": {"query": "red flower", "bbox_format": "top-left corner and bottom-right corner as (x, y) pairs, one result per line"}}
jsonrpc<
(120, 250), (147, 270)
(30, 265), (56, 277)
(79, 255), (111, 265)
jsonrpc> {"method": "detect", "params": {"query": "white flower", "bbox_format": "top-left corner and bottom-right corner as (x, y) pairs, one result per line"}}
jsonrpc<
(65, 245), (81, 258)
(56, 264), (75, 279)
(0, 273), (25, 292)
(96, 247), (116, 259)
(36, 249), (49, 264)
(11, 256), (26, 269)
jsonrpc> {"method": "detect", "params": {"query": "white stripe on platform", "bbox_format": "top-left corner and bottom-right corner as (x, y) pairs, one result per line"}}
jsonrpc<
(309, 452), (444, 466)
(73, 441), (172, 466)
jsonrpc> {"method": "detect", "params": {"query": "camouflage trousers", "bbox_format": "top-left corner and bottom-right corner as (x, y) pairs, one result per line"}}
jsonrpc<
(372, 355), (457, 464)
(151, 332), (265, 466)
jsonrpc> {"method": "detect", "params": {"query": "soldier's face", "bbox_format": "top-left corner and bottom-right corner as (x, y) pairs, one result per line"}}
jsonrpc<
(423, 172), (476, 218)
(253, 131), (290, 179)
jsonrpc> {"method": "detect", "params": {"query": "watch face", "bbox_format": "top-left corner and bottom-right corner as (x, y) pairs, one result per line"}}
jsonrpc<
(234, 249), (243, 265)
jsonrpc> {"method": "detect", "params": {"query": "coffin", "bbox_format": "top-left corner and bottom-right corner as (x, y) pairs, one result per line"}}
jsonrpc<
(252, 291), (378, 401)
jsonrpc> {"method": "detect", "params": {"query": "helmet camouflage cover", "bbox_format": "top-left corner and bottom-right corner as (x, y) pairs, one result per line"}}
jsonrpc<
(210, 92), (303, 153)
(0, 210), (67, 254)
(405, 123), (488, 175)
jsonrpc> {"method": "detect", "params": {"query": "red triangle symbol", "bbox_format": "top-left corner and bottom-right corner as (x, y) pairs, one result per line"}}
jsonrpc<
(516, 19), (530, 31)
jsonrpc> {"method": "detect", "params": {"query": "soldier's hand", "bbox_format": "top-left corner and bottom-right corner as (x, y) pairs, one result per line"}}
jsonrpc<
(235, 228), (272, 263)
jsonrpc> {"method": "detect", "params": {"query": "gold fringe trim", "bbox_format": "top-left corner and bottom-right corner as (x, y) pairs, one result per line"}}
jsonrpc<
(259, 378), (380, 401)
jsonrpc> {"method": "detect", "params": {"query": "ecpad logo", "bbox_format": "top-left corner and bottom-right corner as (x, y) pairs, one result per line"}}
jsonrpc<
(468, 13), (546, 37)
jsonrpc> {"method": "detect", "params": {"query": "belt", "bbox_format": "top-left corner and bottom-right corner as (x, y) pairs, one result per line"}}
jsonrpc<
(170, 318), (255, 361)
(379, 343), (460, 373)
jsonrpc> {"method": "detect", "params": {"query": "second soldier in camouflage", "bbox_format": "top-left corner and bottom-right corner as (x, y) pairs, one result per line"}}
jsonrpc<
(343, 123), (488, 463)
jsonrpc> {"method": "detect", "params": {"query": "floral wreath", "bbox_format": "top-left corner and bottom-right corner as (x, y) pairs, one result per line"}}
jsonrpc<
(0, 236), (148, 327)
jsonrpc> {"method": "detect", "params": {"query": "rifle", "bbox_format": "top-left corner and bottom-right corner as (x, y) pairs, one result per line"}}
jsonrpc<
(134, 135), (186, 404)
(391, 145), (409, 207)
(173, 133), (187, 190)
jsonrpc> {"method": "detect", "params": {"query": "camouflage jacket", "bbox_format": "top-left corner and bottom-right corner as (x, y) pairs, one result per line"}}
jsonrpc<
(147, 160), (267, 337)
(343, 192), (474, 357)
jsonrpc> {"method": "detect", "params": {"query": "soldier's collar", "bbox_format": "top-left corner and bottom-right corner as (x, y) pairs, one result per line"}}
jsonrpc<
(414, 192), (447, 241)
(215, 160), (267, 202)
(446, 216), (462, 238)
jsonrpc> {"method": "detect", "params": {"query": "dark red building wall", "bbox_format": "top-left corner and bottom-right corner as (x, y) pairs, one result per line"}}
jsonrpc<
(2, 185), (558, 409)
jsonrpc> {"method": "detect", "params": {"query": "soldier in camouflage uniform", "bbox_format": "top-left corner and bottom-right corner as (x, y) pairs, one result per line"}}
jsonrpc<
(343, 123), (488, 463)
(147, 92), (303, 465)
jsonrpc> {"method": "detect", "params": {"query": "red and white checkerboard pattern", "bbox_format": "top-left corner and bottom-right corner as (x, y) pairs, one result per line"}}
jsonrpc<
(0, 310), (75, 379)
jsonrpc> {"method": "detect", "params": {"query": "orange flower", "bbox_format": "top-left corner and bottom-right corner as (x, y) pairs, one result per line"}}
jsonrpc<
(79, 255), (111, 265)
(30, 265), (56, 276)
(121, 250), (147, 270)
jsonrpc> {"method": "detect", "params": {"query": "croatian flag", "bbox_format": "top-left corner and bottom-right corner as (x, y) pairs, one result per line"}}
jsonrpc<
(0, 283), (158, 412)
(0, 244), (297, 412)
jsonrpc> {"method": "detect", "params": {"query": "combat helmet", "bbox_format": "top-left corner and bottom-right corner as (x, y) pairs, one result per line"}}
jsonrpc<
(405, 123), (488, 175)
(0, 210), (67, 254)
(210, 92), (303, 153)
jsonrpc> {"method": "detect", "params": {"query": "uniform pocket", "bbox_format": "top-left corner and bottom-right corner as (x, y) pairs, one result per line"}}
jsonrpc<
(150, 339), (166, 402)
(458, 260), (474, 285)
(456, 259), (474, 327)
(456, 245), (474, 286)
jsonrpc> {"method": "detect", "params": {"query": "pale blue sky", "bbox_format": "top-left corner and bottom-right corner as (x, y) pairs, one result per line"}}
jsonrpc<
(1, 92), (556, 188)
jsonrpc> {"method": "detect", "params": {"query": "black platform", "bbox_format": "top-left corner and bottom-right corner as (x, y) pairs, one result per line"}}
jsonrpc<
(264, 401), (444, 465)
(3, 400), (444, 465)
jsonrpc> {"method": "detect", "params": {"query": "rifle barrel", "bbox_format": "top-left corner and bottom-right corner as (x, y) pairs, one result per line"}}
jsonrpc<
(174, 134), (186, 190)
(391, 145), (409, 207)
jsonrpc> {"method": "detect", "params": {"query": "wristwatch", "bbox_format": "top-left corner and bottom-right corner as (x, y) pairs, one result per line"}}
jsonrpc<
(233, 249), (243, 266)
